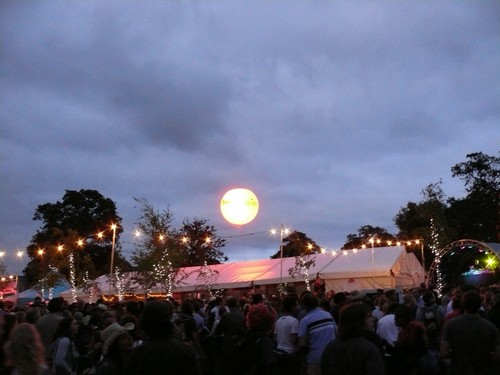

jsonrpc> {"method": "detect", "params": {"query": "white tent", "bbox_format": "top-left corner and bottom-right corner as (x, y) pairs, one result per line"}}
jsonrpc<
(316, 246), (424, 292)
(58, 246), (423, 301)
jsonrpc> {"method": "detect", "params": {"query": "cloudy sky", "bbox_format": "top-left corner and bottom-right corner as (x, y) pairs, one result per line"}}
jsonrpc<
(1, 1), (499, 275)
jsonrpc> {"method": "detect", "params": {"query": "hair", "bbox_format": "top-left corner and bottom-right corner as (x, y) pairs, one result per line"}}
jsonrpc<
(226, 296), (238, 309)
(140, 300), (174, 339)
(24, 307), (42, 325)
(282, 296), (297, 313)
(462, 290), (482, 314)
(5, 323), (45, 375)
(422, 291), (436, 305)
(337, 303), (371, 340)
(47, 297), (65, 313)
(52, 317), (76, 343)
(252, 294), (264, 305)
(181, 301), (194, 315)
(125, 300), (141, 316)
(247, 304), (276, 333)
(300, 292), (319, 311)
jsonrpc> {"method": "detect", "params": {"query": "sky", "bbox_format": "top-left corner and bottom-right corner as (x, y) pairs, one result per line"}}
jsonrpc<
(1, 1), (499, 275)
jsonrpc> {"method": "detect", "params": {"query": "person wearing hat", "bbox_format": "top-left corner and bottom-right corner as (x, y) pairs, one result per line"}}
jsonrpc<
(123, 300), (199, 375)
(95, 322), (134, 375)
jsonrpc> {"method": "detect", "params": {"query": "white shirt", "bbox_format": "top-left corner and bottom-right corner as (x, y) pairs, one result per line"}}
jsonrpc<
(274, 314), (299, 353)
(376, 313), (399, 347)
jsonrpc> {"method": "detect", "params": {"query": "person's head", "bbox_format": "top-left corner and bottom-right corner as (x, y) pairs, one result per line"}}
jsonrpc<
(247, 304), (275, 333)
(282, 295), (297, 314)
(125, 300), (141, 316)
(332, 292), (347, 306)
(422, 291), (436, 305)
(225, 296), (238, 309)
(101, 322), (134, 356)
(462, 290), (482, 314)
(252, 294), (264, 305)
(140, 300), (173, 339)
(5, 323), (45, 373)
(102, 310), (117, 328)
(47, 297), (65, 313)
(181, 301), (194, 315)
(394, 305), (413, 328)
(52, 317), (79, 342)
(337, 303), (373, 340)
(24, 307), (42, 324)
(300, 292), (319, 311)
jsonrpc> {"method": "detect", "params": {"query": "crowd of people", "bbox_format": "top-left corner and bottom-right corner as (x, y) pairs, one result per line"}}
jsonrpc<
(0, 282), (499, 375)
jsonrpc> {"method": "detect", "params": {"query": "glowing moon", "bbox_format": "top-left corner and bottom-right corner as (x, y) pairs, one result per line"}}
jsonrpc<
(220, 188), (259, 225)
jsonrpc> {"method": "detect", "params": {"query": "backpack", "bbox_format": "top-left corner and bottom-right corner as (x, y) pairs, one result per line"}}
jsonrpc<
(420, 306), (440, 338)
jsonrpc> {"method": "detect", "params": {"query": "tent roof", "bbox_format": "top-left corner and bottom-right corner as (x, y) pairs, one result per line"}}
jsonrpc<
(60, 245), (423, 299)
(318, 246), (406, 278)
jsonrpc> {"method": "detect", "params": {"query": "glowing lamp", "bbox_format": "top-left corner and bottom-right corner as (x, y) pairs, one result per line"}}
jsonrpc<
(220, 188), (259, 225)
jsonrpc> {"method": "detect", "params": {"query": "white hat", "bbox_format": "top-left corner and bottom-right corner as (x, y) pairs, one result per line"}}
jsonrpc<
(101, 322), (134, 355)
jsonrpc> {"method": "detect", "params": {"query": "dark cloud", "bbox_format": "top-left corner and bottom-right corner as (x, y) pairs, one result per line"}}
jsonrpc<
(1, 1), (498, 274)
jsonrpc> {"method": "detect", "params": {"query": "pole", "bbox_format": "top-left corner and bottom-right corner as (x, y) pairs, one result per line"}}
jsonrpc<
(108, 224), (117, 299)
(279, 224), (284, 286)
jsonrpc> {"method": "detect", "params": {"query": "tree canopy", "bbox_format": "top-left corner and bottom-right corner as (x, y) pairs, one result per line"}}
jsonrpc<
(130, 198), (227, 294)
(270, 230), (321, 258)
(24, 189), (130, 286)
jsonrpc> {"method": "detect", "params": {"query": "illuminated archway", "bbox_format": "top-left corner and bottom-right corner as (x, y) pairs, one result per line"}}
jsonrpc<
(428, 239), (500, 291)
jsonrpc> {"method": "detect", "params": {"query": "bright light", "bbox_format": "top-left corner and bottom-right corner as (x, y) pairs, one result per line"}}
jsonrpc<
(134, 230), (141, 238)
(0, 252), (5, 258)
(16, 251), (23, 258)
(220, 188), (259, 225)
(37, 249), (44, 256)
(486, 257), (498, 269)
(77, 239), (84, 247)
(57, 245), (64, 252)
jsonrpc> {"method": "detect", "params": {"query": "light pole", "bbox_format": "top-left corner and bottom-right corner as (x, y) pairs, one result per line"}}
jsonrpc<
(272, 225), (290, 292)
(108, 224), (117, 299)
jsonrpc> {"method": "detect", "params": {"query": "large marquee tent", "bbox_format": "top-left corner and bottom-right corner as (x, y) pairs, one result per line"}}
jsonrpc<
(59, 246), (424, 302)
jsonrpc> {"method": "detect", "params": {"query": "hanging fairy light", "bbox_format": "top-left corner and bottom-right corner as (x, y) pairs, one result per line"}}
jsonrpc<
(69, 253), (77, 303)
(299, 255), (311, 291)
(197, 260), (218, 295)
(430, 218), (443, 292)
(115, 267), (125, 301)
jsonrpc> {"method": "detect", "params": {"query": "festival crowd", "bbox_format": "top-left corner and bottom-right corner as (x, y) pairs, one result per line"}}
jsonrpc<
(0, 282), (499, 375)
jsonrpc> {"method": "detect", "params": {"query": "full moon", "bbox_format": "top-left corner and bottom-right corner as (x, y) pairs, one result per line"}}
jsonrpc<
(220, 188), (259, 225)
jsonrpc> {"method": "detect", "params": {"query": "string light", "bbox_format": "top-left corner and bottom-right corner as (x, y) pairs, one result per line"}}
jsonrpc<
(69, 253), (77, 303)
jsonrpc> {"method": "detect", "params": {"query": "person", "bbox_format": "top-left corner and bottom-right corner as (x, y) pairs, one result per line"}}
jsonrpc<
(415, 291), (445, 351)
(35, 297), (65, 364)
(297, 292), (336, 375)
(273, 295), (300, 375)
(243, 303), (276, 375)
(321, 303), (385, 375)
(376, 302), (400, 352)
(391, 305), (426, 375)
(95, 322), (134, 375)
(4, 323), (50, 375)
(123, 300), (199, 375)
(213, 296), (247, 375)
(50, 317), (80, 375)
(440, 290), (500, 375)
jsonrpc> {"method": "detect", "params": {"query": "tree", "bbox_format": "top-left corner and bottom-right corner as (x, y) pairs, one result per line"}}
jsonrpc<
(130, 198), (182, 295)
(394, 181), (451, 269)
(270, 231), (321, 259)
(178, 218), (227, 266)
(448, 152), (499, 242)
(341, 225), (396, 250)
(24, 189), (128, 286)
